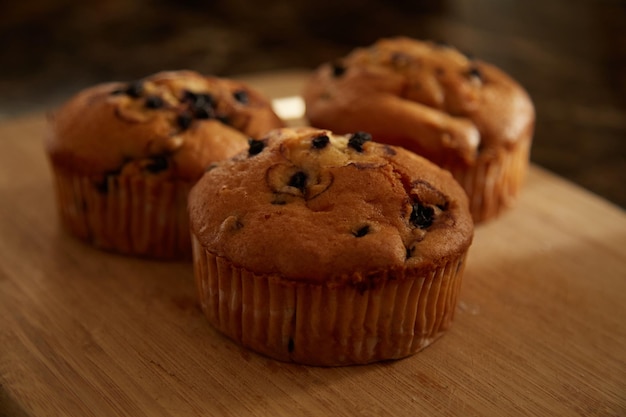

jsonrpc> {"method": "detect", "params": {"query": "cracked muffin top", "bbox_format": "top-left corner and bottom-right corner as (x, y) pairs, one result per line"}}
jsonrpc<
(188, 127), (473, 283)
(45, 70), (284, 181)
(303, 37), (535, 167)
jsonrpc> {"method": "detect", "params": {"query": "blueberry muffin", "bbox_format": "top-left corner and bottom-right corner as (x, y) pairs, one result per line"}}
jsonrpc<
(303, 37), (535, 223)
(188, 126), (473, 366)
(45, 70), (284, 259)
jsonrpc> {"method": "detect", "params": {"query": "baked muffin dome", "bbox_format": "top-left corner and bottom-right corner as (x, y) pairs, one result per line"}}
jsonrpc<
(303, 37), (535, 223)
(45, 70), (284, 259)
(189, 127), (473, 365)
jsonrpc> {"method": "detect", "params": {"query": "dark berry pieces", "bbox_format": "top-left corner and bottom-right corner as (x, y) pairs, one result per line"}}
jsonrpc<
(183, 91), (214, 107)
(194, 106), (215, 120)
(353, 225), (370, 238)
(194, 96), (215, 115)
(331, 61), (346, 77)
(197, 93), (215, 107)
(466, 66), (482, 81)
(348, 131), (372, 152)
(145, 96), (164, 109)
(233, 89), (249, 104)
(248, 139), (265, 156)
(217, 115), (230, 125)
(288, 171), (307, 192)
(182, 90), (195, 102)
(145, 155), (169, 173)
(177, 112), (193, 130)
(183, 91), (216, 119)
(410, 203), (435, 229)
(125, 81), (144, 98)
(311, 134), (330, 149)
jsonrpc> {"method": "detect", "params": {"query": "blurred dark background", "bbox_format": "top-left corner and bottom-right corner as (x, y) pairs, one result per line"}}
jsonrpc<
(1, 0), (625, 207)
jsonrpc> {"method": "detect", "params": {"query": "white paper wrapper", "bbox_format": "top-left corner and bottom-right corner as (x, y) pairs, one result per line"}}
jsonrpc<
(192, 234), (469, 366)
(52, 168), (192, 259)
(447, 139), (531, 223)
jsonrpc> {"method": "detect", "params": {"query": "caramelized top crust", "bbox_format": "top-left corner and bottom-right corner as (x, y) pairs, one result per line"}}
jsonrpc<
(189, 127), (473, 283)
(303, 37), (535, 166)
(45, 70), (284, 181)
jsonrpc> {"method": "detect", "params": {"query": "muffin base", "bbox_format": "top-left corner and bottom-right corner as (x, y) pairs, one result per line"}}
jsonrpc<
(446, 138), (531, 223)
(51, 168), (192, 259)
(192, 235), (468, 366)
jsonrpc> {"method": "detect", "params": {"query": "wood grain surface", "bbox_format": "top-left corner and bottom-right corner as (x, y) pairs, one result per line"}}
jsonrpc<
(1, 74), (625, 417)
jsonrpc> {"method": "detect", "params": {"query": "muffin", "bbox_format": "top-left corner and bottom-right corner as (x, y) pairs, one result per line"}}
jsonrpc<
(188, 127), (473, 366)
(303, 37), (535, 223)
(45, 70), (284, 259)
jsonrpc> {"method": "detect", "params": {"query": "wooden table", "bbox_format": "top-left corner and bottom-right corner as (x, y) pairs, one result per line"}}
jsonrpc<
(1, 72), (625, 416)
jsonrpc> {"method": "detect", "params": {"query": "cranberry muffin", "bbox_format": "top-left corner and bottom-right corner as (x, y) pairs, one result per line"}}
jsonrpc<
(189, 127), (473, 365)
(45, 70), (284, 259)
(303, 37), (535, 223)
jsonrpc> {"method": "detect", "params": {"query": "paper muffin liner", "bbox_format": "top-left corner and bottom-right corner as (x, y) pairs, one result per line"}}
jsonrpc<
(446, 139), (531, 223)
(192, 234), (468, 366)
(51, 167), (192, 259)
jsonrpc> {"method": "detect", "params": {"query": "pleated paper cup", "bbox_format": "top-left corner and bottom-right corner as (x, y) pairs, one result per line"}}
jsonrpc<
(51, 168), (192, 259)
(192, 234), (468, 366)
(446, 139), (531, 223)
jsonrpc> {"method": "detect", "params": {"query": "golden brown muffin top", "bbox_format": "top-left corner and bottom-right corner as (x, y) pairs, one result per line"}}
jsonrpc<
(303, 37), (535, 166)
(189, 127), (473, 284)
(45, 70), (284, 181)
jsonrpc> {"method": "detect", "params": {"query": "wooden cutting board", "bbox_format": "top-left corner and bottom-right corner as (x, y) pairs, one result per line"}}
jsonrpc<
(1, 71), (625, 417)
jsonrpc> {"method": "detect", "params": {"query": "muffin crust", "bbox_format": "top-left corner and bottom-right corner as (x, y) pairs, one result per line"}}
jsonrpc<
(46, 70), (284, 182)
(189, 127), (473, 284)
(303, 37), (535, 167)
